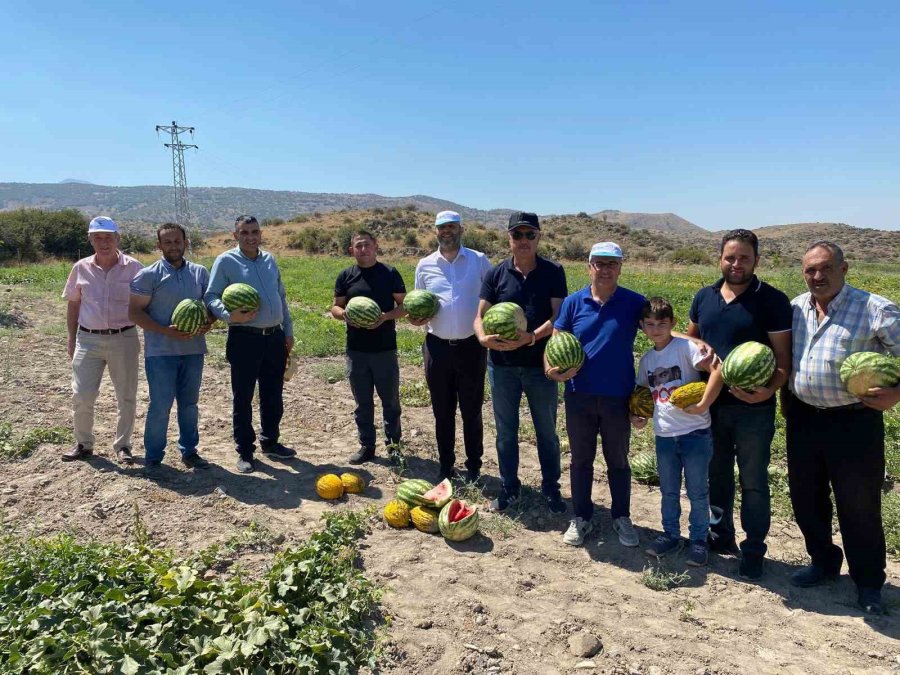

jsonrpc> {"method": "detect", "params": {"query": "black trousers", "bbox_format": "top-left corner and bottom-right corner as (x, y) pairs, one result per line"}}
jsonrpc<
(423, 334), (487, 474)
(785, 395), (886, 590)
(226, 327), (287, 458)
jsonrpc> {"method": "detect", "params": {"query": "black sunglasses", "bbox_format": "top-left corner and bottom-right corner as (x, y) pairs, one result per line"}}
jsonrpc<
(510, 230), (538, 240)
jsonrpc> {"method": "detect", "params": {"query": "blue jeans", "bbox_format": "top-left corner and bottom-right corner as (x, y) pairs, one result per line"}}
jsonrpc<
(656, 428), (713, 542)
(144, 354), (204, 462)
(488, 363), (561, 495)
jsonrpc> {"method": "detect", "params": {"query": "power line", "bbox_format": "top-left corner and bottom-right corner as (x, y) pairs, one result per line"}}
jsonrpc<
(155, 121), (198, 227)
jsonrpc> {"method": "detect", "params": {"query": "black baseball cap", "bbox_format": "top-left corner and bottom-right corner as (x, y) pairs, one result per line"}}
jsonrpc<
(507, 211), (540, 230)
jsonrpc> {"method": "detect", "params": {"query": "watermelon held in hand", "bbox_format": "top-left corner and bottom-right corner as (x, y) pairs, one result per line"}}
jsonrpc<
(420, 478), (453, 509)
(345, 296), (382, 328)
(482, 302), (527, 341)
(438, 499), (479, 542)
(170, 299), (207, 334)
(404, 289), (440, 321)
(839, 352), (900, 397)
(222, 283), (261, 312)
(545, 331), (585, 373)
(628, 387), (654, 418)
(721, 341), (776, 391)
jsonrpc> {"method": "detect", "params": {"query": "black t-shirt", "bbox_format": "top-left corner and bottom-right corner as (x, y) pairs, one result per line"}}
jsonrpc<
(480, 255), (568, 368)
(689, 275), (792, 407)
(335, 262), (407, 353)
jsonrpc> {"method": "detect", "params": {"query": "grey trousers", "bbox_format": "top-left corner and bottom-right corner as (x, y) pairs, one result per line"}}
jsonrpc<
(346, 349), (402, 449)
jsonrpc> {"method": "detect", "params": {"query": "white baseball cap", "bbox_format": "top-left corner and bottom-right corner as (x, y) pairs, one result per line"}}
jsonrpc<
(589, 241), (623, 259)
(88, 216), (120, 234)
(435, 210), (461, 226)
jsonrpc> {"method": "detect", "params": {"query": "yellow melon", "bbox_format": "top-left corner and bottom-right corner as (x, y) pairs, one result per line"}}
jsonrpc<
(315, 474), (344, 500)
(340, 472), (366, 494)
(383, 499), (411, 528)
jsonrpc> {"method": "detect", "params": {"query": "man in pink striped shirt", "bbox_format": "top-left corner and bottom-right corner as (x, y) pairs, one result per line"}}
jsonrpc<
(61, 216), (143, 464)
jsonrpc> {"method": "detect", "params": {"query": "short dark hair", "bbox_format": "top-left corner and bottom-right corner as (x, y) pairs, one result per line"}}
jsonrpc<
(157, 222), (186, 241)
(641, 297), (675, 322)
(805, 240), (844, 265)
(719, 228), (759, 257)
(234, 215), (258, 230)
(350, 229), (376, 243)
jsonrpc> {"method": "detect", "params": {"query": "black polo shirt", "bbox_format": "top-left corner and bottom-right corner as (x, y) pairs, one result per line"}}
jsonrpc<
(335, 262), (407, 353)
(480, 255), (568, 368)
(689, 275), (792, 407)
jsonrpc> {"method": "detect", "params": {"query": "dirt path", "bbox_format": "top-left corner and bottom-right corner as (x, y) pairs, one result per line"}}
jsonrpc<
(1, 289), (898, 675)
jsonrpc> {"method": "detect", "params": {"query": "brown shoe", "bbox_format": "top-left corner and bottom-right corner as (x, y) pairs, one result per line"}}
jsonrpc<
(62, 444), (93, 461)
(116, 447), (134, 464)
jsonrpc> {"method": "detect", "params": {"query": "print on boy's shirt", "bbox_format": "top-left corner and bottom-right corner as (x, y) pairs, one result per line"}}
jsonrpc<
(647, 364), (683, 404)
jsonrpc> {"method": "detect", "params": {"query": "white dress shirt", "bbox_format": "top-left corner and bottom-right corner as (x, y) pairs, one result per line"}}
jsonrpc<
(415, 246), (492, 340)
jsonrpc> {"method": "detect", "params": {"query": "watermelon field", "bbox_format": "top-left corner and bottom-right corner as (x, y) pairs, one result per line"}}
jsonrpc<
(0, 255), (899, 673)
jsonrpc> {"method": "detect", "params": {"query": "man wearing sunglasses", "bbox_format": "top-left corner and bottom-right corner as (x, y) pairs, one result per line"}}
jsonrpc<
(475, 212), (568, 514)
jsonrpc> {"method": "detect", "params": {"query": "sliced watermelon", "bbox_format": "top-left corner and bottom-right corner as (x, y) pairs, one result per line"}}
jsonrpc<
(421, 478), (453, 509)
(449, 500), (476, 523)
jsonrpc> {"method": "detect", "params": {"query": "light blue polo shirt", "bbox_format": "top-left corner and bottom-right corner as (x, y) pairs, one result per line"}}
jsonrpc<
(554, 285), (646, 397)
(130, 258), (209, 357)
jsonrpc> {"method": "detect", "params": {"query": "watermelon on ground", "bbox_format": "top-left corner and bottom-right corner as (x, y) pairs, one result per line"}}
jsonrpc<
(222, 283), (261, 312)
(420, 478), (453, 509)
(404, 289), (440, 321)
(345, 296), (382, 328)
(438, 499), (479, 542)
(546, 331), (585, 373)
(396, 479), (434, 507)
(482, 302), (527, 341)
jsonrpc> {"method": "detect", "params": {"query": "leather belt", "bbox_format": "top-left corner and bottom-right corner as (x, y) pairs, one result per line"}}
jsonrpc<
(79, 325), (134, 335)
(230, 325), (282, 335)
(809, 402), (868, 413)
(429, 333), (477, 346)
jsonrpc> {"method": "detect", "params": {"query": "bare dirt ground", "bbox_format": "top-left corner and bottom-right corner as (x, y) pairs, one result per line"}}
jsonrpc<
(1, 287), (898, 675)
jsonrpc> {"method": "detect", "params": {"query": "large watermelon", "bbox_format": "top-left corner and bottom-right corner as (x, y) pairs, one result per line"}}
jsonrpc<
(404, 289), (440, 321)
(396, 479), (434, 507)
(840, 352), (900, 397)
(438, 499), (479, 542)
(482, 302), (527, 341)
(631, 451), (659, 486)
(420, 478), (453, 509)
(628, 387), (654, 418)
(545, 331), (585, 373)
(345, 296), (382, 328)
(222, 283), (261, 312)
(721, 341), (776, 391)
(170, 299), (206, 334)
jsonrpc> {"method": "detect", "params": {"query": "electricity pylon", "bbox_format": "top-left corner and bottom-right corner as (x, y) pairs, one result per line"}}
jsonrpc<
(155, 121), (198, 227)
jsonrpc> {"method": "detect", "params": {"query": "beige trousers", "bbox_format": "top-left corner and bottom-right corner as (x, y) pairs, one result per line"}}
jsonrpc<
(71, 329), (140, 451)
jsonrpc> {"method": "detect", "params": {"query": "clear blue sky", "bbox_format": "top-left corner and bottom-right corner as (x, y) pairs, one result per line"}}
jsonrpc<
(2, 1), (899, 230)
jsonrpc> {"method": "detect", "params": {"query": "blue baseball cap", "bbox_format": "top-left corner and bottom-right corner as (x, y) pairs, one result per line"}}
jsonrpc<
(435, 210), (461, 226)
(589, 242), (623, 259)
(88, 216), (120, 234)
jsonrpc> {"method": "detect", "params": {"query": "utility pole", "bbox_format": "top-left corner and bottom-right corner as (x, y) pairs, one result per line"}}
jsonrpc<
(155, 121), (198, 227)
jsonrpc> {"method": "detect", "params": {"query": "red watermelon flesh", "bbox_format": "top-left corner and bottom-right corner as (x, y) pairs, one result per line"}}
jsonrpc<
(421, 478), (453, 508)
(449, 500), (476, 523)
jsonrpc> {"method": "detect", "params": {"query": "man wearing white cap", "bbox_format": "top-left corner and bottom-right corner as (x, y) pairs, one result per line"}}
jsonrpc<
(411, 211), (492, 481)
(61, 216), (144, 463)
(547, 242), (646, 548)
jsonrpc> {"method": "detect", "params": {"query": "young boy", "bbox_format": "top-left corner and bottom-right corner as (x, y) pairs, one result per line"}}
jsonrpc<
(634, 297), (723, 566)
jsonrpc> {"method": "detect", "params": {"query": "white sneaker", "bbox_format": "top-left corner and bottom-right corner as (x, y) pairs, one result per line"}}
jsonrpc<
(563, 517), (593, 546)
(612, 516), (639, 547)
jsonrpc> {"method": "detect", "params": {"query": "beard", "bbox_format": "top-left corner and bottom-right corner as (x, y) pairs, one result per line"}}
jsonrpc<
(723, 266), (755, 285)
(439, 233), (462, 250)
(163, 250), (185, 265)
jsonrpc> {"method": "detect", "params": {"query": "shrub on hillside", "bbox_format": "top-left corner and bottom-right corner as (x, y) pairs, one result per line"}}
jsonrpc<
(0, 208), (87, 261)
(560, 239), (589, 261)
(403, 231), (419, 247)
(261, 217), (285, 227)
(462, 228), (502, 255)
(670, 246), (711, 265)
(119, 231), (154, 255)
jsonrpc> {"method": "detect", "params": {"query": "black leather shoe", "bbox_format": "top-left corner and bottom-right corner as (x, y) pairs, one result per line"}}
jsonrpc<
(790, 565), (839, 588)
(437, 467), (459, 482)
(349, 446), (376, 465)
(62, 444), (92, 461)
(708, 533), (740, 555)
(858, 587), (883, 615)
(738, 553), (764, 581)
(262, 443), (296, 459)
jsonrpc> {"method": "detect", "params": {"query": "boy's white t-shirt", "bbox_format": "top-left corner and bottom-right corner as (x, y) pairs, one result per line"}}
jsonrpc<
(636, 337), (711, 437)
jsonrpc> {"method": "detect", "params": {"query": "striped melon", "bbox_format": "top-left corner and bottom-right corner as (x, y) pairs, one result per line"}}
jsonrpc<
(546, 331), (586, 373)
(669, 382), (707, 409)
(628, 387), (654, 418)
(721, 341), (776, 391)
(438, 499), (479, 542)
(840, 352), (900, 397)
(222, 283), (261, 312)
(396, 479), (434, 507)
(482, 302), (527, 341)
(170, 299), (206, 334)
(631, 451), (659, 485)
(404, 289), (440, 321)
(345, 296), (382, 328)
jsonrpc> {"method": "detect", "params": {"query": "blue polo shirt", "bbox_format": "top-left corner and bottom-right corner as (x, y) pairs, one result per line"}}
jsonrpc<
(689, 275), (792, 407)
(205, 247), (294, 337)
(130, 258), (209, 357)
(555, 285), (646, 396)
(480, 255), (568, 368)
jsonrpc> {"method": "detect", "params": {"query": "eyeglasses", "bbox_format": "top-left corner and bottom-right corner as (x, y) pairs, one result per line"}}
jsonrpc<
(589, 260), (621, 270)
(510, 230), (538, 241)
